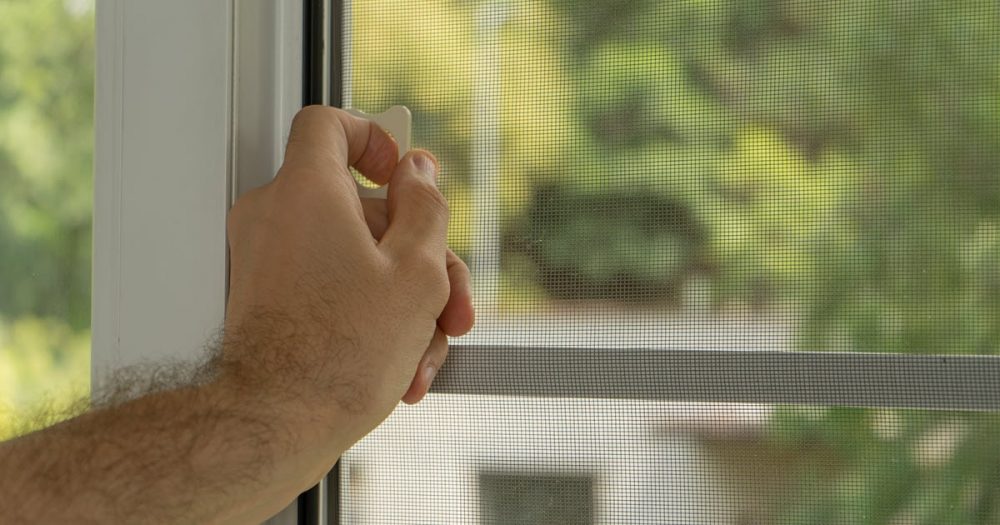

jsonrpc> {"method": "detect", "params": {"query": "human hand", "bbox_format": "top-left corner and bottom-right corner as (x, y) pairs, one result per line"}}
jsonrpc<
(223, 106), (473, 447)
(359, 197), (474, 403)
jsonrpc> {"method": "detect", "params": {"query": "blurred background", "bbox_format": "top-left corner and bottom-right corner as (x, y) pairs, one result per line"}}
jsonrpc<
(346, 1), (1000, 523)
(1, 0), (998, 523)
(0, 0), (93, 438)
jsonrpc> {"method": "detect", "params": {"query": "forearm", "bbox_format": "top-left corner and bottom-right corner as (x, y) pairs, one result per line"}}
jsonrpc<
(0, 373), (344, 524)
(0, 106), (468, 523)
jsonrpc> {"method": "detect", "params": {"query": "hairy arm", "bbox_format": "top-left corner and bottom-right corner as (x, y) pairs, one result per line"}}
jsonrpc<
(0, 365), (345, 524)
(0, 106), (474, 524)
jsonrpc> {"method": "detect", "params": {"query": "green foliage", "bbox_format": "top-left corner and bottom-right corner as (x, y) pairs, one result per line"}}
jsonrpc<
(515, 185), (708, 302)
(0, 0), (94, 434)
(768, 408), (1000, 524)
(354, 1), (1000, 522)
(0, 0), (93, 329)
(0, 315), (89, 439)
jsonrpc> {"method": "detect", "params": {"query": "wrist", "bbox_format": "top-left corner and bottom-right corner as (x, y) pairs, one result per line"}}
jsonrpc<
(210, 366), (351, 481)
(220, 310), (386, 451)
(210, 363), (350, 450)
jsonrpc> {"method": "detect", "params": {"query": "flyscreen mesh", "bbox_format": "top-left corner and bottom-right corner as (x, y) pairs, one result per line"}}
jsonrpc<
(343, 1), (1000, 523)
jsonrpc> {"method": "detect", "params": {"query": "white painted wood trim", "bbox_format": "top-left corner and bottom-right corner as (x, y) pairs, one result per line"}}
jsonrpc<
(233, 0), (304, 199)
(92, 0), (233, 387)
(93, 1), (302, 522)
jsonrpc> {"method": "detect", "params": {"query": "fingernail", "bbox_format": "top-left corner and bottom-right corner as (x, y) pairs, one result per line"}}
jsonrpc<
(421, 364), (438, 388)
(411, 152), (438, 179)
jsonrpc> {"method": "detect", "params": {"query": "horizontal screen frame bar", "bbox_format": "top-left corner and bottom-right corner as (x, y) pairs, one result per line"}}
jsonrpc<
(431, 346), (1000, 412)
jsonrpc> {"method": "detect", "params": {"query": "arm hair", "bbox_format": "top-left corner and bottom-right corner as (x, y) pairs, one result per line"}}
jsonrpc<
(0, 331), (343, 524)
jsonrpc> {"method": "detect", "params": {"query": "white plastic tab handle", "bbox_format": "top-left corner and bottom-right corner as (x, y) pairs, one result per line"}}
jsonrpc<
(345, 106), (412, 199)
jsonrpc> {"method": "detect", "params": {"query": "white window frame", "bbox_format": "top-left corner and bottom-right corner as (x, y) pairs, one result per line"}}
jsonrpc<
(92, 0), (232, 384)
(93, 0), (304, 522)
(92, 1), (1000, 524)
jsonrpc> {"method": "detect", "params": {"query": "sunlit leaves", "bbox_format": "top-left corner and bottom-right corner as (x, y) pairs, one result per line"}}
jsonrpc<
(0, 0), (94, 432)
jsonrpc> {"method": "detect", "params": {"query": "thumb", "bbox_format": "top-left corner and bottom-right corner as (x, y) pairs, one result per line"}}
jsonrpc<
(380, 150), (449, 258)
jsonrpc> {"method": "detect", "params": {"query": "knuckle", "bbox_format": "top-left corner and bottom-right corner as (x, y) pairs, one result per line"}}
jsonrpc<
(287, 106), (347, 153)
(409, 179), (450, 221)
(292, 104), (335, 127)
(399, 251), (450, 301)
(288, 107), (318, 140)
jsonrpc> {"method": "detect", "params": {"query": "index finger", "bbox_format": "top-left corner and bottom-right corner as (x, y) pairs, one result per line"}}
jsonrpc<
(279, 105), (399, 187)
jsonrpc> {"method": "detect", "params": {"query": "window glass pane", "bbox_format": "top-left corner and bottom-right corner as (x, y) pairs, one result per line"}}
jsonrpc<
(0, 0), (94, 438)
(350, 0), (1000, 357)
(347, 0), (1000, 522)
(344, 397), (1000, 524)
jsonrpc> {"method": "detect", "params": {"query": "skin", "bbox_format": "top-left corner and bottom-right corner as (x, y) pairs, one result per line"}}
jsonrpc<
(0, 106), (474, 524)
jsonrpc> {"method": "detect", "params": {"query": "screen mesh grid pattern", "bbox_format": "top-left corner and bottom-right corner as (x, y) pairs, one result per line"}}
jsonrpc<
(343, 1), (1000, 523)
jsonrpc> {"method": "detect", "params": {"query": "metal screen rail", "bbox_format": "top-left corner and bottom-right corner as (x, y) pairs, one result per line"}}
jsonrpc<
(432, 346), (1000, 412)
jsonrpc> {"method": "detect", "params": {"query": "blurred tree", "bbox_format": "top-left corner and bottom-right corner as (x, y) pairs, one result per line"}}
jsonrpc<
(0, 0), (94, 435)
(0, 0), (93, 329)
(354, 0), (1000, 522)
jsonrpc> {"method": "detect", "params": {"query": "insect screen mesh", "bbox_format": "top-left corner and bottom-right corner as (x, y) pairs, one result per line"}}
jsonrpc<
(342, 1), (1000, 523)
